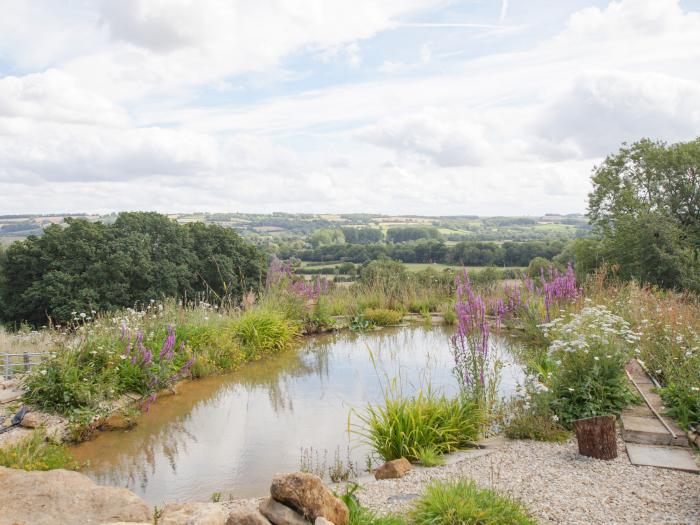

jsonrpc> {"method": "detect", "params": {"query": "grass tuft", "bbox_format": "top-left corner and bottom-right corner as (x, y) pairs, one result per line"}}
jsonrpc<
(410, 479), (537, 525)
(356, 386), (482, 462)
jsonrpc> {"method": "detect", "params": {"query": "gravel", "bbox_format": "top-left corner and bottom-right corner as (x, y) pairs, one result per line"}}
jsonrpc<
(354, 436), (700, 524)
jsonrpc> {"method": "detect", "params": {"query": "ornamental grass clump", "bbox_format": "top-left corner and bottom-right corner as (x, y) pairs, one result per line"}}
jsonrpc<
(410, 479), (537, 525)
(363, 308), (404, 327)
(543, 304), (639, 427)
(356, 385), (482, 463)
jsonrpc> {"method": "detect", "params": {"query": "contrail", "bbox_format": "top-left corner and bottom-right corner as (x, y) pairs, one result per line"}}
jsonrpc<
(500, 0), (509, 23)
(402, 22), (508, 29)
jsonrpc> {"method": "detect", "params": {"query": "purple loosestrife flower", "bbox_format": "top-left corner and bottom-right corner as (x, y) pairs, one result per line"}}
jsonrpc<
(159, 325), (176, 361)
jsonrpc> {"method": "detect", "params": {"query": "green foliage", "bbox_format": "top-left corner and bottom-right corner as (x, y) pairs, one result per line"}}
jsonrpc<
(409, 480), (537, 525)
(505, 393), (569, 443)
(363, 308), (404, 327)
(588, 137), (700, 291)
(356, 387), (482, 462)
(386, 226), (441, 244)
(661, 382), (700, 431)
(0, 430), (78, 471)
(232, 309), (300, 359)
(527, 257), (553, 278)
(0, 212), (266, 325)
(414, 445), (445, 467)
(544, 306), (639, 427)
(339, 484), (407, 525)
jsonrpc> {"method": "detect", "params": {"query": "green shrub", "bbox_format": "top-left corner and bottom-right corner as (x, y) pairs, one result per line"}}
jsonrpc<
(544, 305), (639, 427)
(661, 381), (700, 430)
(340, 484), (407, 525)
(441, 308), (457, 326)
(505, 394), (569, 443)
(410, 480), (536, 525)
(356, 387), (482, 462)
(363, 308), (404, 327)
(0, 430), (78, 471)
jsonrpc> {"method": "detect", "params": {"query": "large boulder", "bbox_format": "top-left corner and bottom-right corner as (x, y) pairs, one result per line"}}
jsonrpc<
(0, 466), (151, 525)
(258, 498), (308, 525)
(269, 472), (348, 525)
(374, 458), (412, 480)
(159, 502), (226, 525)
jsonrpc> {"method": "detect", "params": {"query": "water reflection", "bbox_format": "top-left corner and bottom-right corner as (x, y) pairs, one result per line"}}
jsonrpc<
(72, 325), (523, 505)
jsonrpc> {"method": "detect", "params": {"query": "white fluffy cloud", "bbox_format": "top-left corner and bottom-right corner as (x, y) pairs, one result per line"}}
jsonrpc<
(359, 110), (491, 167)
(0, 0), (699, 214)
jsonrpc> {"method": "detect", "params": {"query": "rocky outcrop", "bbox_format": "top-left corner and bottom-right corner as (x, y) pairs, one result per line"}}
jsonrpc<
(269, 472), (348, 525)
(0, 466), (151, 525)
(374, 458), (412, 480)
(159, 502), (227, 525)
(314, 518), (335, 525)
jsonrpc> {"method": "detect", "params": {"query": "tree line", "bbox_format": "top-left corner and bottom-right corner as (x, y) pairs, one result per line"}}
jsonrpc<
(283, 238), (567, 267)
(0, 212), (266, 326)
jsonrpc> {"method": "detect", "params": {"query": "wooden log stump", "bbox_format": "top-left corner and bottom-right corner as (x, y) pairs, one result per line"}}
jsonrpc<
(573, 415), (617, 460)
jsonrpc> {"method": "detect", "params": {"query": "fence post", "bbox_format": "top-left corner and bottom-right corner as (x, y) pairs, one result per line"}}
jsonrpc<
(24, 352), (31, 372)
(3, 354), (10, 380)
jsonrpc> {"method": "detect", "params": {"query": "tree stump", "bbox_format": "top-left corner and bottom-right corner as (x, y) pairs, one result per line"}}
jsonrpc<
(573, 415), (617, 460)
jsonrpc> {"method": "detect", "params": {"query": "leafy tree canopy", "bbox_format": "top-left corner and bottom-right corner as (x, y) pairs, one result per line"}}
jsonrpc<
(0, 212), (266, 325)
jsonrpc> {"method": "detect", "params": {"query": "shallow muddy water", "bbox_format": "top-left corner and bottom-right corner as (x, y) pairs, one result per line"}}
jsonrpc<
(72, 325), (524, 505)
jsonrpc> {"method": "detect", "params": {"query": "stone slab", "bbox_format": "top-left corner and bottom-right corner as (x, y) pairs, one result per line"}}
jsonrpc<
(626, 444), (699, 473)
(0, 389), (22, 404)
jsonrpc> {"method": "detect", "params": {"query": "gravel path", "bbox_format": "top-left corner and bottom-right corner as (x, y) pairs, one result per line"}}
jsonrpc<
(355, 436), (700, 524)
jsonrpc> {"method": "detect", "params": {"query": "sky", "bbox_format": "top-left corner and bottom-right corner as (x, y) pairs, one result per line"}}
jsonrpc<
(0, 0), (699, 216)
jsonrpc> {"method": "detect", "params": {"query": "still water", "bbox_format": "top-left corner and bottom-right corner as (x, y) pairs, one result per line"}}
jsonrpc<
(72, 325), (523, 505)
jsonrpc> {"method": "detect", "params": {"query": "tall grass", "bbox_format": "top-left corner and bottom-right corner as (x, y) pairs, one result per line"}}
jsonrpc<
(410, 480), (537, 525)
(356, 385), (482, 463)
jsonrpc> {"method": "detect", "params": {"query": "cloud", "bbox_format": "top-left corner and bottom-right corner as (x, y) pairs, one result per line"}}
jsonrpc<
(0, 69), (128, 127)
(358, 110), (491, 167)
(1, 0), (700, 215)
(537, 71), (700, 157)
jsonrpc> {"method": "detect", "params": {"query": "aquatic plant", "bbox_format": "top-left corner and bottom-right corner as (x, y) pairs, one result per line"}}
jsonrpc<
(356, 385), (482, 462)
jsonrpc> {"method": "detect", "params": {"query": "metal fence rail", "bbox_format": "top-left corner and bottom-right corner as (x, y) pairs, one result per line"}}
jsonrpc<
(1, 353), (48, 379)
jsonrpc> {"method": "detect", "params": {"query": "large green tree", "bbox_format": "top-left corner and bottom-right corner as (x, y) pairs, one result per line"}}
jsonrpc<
(0, 213), (266, 325)
(589, 137), (700, 245)
(586, 137), (700, 291)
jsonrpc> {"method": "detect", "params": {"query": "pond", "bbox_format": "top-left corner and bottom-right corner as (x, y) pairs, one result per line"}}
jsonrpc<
(71, 325), (524, 505)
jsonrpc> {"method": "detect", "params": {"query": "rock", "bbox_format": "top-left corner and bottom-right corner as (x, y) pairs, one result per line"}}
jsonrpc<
(20, 411), (47, 428)
(314, 518), (335, 525)
(374, 458), (412, 480)
(226, 500), (271, 525)
(269, 472), (349, 525)
(258, 498), (308, 525)
(160, 502), (227, 525)
(101, 412), (134, 431)
(0, 466), (151, 525)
